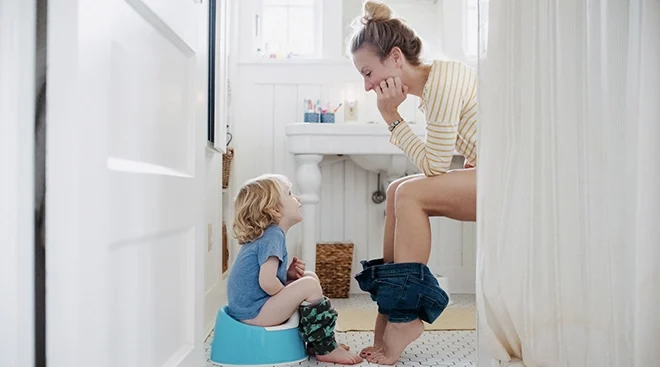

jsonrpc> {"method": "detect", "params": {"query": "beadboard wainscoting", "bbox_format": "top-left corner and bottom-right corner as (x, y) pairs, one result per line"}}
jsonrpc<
(229, 62), (476, 294)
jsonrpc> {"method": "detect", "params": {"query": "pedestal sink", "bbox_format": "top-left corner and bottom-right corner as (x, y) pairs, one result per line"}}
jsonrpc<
(285, 122), (442, 271)
(286, 122), (426, 155)
(286, 122), (423, 180)
(349, 155), (419, 184)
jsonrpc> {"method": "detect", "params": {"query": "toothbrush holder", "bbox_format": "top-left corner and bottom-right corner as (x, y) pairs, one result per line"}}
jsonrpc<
(304, 112), (320, 123)
(320, 113), (335, 123)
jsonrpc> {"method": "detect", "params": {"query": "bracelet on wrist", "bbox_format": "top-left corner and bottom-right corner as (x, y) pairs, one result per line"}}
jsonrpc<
(388, 118), (404, 132)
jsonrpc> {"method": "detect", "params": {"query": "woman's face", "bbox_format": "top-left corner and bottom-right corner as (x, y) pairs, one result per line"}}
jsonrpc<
(352, 47), (403, 92)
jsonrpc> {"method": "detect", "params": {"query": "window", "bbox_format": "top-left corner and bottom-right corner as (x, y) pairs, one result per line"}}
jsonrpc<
(464, 0), (489, 59)
(258, 0), (319, 59)
(464, 0), (478, 59)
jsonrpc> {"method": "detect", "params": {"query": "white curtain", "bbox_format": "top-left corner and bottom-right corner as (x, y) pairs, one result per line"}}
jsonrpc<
(476, 0), (659, 366)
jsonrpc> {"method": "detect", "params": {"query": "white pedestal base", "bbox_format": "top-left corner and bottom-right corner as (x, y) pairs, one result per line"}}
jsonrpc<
(294, 154), (323, 272)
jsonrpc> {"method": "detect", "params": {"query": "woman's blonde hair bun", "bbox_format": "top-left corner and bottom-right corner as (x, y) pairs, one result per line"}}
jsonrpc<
(361, 0), (393, 24)
(348, 0), (423, 66)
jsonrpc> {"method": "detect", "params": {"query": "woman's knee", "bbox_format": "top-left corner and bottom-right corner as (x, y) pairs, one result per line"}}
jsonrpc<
(386, 180), (400, 198)
(386, 176), (413, 210)
(395, 175), (460, 216)
(387, 175), (413, 196)
(394, 179), (419, 201)
(394, 180), (425, 212)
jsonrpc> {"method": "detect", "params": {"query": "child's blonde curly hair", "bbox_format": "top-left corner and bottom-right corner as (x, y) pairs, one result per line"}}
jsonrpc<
(232, 173), (291, 244)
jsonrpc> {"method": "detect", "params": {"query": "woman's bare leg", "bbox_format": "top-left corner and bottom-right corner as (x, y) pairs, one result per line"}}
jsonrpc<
(383, 174), (425, 263)
(360, 174), (424, 358)
(368, 168), (476, 365)
(393, 168), (476, 264)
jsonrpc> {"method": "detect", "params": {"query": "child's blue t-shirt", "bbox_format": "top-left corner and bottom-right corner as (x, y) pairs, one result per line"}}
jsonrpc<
(226, 225), (288, 321)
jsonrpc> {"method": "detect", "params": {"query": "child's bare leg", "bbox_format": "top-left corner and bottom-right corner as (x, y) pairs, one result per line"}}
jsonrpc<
(298, 297), (362, 365)
(246, 276), (360, 364)
(302, 271), (319, 281)
(286, 272), (319, 286)
(294, 272), (350, 354)
(297, 271), (351, 354)
(244, 277), (323, 327)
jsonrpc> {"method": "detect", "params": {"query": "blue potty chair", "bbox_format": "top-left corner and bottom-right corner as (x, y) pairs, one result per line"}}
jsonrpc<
(209, 305), (307, 366)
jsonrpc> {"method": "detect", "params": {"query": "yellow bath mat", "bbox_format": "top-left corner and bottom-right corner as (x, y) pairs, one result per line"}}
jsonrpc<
(335, 307), (476, 332)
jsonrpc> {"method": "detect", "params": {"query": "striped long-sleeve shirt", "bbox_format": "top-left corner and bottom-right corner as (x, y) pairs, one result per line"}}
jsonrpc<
(389, 60), (478, 176)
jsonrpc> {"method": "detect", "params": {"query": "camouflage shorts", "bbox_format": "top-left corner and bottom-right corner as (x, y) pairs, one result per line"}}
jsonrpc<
(298, 296), (338, 355)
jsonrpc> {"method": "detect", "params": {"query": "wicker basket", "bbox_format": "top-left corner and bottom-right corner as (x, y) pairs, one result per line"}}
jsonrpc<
(222, 148), (234, 189)
(315, 241), (354, 298)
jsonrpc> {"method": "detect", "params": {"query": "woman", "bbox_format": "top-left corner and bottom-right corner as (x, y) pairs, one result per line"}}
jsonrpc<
(349, 1), (477, 365)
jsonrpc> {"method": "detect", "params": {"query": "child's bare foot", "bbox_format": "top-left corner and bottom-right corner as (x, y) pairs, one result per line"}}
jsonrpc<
(366, 318), (424, 365)
(360, 312), (387, 358)
(307, 343), (349, 355)
(316, 346), (363, 365)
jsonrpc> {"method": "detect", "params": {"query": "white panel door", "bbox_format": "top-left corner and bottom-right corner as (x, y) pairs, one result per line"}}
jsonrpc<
(47, 0), (207, 366)
(0, 0), (36, 366)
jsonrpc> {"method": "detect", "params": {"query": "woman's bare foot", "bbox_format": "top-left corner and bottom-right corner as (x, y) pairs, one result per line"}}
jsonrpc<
(359, 312), (388, 358)
(316, 346), (363, 365)
(366, 318), (424, 365)
(307, 343), (349, 355)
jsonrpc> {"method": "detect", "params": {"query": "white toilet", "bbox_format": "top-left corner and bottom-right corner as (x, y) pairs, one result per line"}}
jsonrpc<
(435, 274), (453, 305)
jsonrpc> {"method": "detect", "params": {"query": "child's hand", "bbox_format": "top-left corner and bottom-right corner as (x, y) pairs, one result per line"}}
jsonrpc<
(287, 256), (306, 280)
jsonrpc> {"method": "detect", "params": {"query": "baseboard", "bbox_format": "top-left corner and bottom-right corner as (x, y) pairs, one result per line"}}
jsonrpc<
(204, 321), (215, 341)
(491, 359), (525, 367)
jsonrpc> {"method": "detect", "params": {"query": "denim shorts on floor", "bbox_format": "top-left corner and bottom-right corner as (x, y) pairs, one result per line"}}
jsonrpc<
(354, 258), (449, 324)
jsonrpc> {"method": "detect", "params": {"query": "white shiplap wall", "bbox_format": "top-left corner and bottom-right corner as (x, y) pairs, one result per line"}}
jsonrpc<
(228, 62), (476, 294)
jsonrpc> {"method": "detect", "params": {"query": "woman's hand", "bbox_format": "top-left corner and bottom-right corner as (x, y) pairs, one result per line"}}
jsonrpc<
(375, 77), (409, 124)
(287, 256), (306, 281)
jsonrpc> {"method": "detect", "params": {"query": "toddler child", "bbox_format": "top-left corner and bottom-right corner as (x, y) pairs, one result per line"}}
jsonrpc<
(226, 174), (362, 365)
